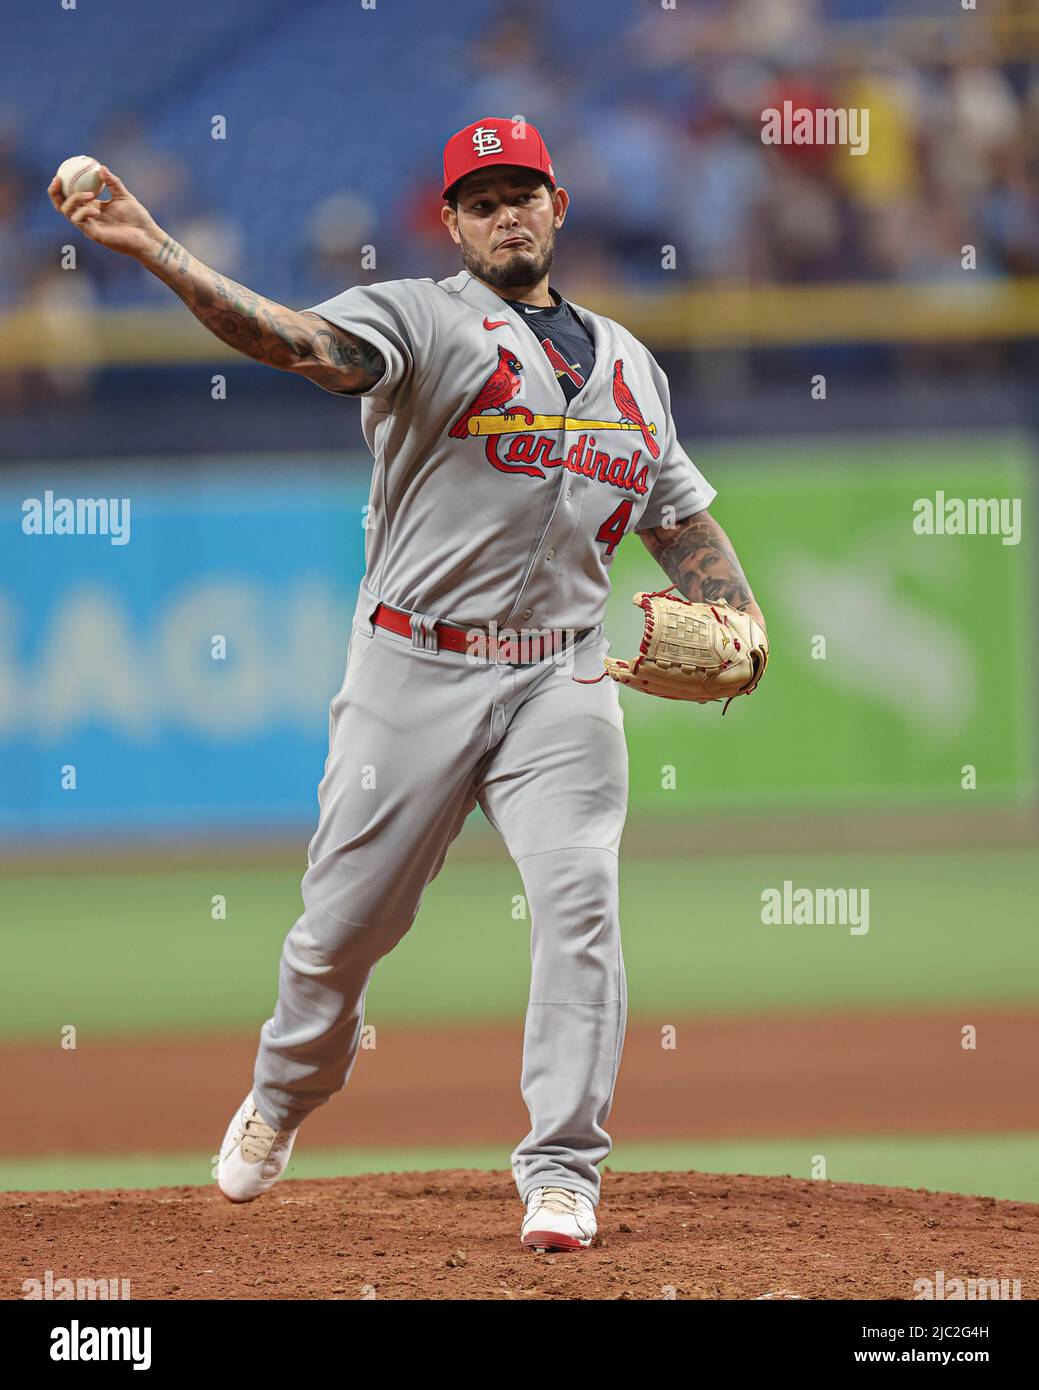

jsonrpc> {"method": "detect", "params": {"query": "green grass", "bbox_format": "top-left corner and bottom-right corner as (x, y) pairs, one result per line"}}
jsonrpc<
(1, 846), (1038, 1038)
(2, 1133), (1036, 1203)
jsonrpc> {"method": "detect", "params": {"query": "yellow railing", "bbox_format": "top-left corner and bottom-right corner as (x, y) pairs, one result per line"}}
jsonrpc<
(1, 278), (1037, 366)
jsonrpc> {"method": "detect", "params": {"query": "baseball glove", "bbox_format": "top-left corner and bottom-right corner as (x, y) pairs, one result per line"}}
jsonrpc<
(603, 587), (769, 712)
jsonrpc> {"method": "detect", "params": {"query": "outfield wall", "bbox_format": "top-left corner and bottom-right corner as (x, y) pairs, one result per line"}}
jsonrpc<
(1, 432), (1033, 840)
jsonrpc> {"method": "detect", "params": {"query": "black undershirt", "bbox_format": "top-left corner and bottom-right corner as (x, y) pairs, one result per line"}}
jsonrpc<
(502, 288), (596, 406)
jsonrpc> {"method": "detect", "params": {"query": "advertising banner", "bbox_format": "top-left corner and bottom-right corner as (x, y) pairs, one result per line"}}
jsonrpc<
(0, 434), (1032, 839)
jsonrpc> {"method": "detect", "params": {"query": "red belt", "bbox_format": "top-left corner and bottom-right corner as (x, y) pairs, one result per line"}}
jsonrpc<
(372, 603), (587, 664)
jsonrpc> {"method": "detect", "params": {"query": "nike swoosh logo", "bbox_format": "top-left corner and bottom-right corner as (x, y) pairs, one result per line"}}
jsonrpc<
(483, 317), (508, 330)
(524, 306), (546, 314)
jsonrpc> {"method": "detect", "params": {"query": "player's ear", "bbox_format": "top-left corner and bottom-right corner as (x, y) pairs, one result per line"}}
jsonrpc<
(551, 186), (569, 228)
(441, 203), (461, 243)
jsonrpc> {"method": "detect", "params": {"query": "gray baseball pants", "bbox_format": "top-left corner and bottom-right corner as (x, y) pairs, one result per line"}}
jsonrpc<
(252, 605), (629, 1206)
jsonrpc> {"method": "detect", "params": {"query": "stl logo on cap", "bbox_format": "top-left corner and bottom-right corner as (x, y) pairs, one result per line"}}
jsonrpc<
(472, 126), (505, 158)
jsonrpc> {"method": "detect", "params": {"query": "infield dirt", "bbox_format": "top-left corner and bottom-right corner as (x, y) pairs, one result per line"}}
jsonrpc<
(5, 1009), (1038, 1300)
(4, 1009), (1038, 1156)
(3, 1170), (1037, 1300)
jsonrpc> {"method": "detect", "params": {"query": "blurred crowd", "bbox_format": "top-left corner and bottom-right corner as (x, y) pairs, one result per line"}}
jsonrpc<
(1, 0), (1036, 324)
(397, 3), (1039, 299)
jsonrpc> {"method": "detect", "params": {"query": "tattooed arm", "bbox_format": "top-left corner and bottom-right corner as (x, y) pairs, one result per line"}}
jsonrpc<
(639, 509), (768, 632)
(146, 236), (384, 394)
(47, 163), (383, 393)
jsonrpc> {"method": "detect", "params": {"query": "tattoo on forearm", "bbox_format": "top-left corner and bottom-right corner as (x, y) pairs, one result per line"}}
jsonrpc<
(149, 241), (384, 389)
(157, 236), (191, 275)
(641, 511), (755, 610)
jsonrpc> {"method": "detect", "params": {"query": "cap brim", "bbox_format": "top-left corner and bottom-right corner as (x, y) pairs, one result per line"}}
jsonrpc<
(443, 167), (556, 202)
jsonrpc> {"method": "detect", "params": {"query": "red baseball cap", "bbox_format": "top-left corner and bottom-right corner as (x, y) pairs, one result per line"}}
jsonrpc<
(442, 117), (555, 201)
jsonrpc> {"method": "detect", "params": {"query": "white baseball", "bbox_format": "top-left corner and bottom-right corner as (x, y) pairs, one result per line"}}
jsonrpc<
(56, 155), (104, 198)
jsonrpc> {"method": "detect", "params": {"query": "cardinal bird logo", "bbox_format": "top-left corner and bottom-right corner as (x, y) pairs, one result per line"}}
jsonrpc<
(612, 359), (660, 459)
(449, 345), (531, 439)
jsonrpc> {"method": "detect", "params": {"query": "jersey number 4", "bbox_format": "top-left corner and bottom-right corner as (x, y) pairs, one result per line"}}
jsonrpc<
(595, 500), (634, 558)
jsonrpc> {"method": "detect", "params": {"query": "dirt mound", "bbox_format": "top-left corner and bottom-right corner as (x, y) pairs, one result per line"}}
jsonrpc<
(4, 1170), (1036, 1301)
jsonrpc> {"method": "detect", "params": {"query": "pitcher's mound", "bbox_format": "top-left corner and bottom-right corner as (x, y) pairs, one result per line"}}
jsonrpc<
(3, 1169), (1036, 1300)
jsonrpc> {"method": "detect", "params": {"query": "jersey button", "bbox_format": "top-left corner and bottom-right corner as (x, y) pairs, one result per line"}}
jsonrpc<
(565, 488), (574, 501)
(521, 608), (533, 620)
(545, 549), (555, 561)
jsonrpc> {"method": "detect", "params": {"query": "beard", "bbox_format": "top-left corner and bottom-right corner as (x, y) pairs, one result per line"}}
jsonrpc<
(457, 224), (556, 291)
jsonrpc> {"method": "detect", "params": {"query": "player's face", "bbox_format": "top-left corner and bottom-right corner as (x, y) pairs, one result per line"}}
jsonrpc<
(443, 169), (568, 292)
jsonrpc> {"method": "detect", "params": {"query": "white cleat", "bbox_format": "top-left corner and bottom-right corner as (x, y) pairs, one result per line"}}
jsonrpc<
(216, 1092), (299, 1203)
(520, 1186), (597, 1251)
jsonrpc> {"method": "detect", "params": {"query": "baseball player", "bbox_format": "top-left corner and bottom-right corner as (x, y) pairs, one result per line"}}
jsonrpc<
(49, 117), (768, 1253)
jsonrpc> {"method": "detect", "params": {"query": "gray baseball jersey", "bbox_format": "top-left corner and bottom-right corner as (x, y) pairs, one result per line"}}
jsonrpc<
(249, 269), (715, 1210)
(303, 269), (715, 631)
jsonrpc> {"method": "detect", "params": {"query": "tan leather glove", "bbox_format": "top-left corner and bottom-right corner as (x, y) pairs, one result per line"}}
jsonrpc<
(604, 588), (769, 712)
